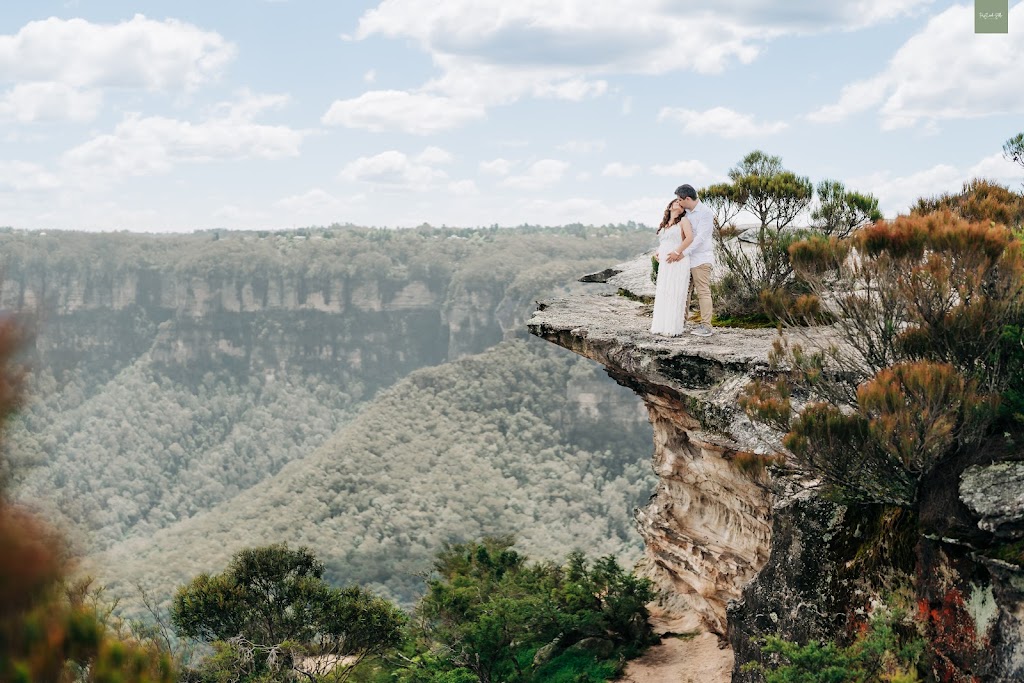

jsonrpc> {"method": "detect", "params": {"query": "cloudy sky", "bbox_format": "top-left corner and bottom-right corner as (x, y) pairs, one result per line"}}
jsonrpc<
(1, 1), (1022, 232)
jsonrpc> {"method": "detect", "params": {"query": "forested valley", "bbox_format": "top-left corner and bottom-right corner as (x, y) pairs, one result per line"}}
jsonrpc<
(0, 224), (657, 610)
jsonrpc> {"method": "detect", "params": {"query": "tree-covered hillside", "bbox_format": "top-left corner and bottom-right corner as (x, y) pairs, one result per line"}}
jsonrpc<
(95, 338), (655, 607)
(2, 225), (654, 554)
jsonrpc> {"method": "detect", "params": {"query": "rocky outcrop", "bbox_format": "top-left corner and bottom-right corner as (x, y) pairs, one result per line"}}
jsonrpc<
(961, 462), (1024, 539)
(529, 254), (1024, 682)
(529, 255), (785, 640)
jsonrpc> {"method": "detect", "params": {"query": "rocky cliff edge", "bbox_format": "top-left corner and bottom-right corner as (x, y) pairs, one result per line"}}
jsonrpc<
(529, 254), (1024, 682)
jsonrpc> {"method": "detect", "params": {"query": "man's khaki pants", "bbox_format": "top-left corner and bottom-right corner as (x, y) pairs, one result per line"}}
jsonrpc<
(688, 263), (713, 324)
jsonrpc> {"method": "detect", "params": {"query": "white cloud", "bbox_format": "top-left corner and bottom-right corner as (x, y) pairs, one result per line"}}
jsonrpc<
(968, 153), (1022, 183)
(272, 189), (370, 227)
(0, 82), (102, 123)
(558, 139), (606, 154)
(347, 0), (935, 129)
(212, 90), (291, 122)
(515, 194), (668, 226)
(0, 14), (235, 90)
(602, 162), (640, 178)
(649, 160), (721, 184)
(479, 158), (513, 175)
(322, 90), (486, 134)
(212, 205), (267, 223)
(356, 1), (929, 74)
(849, 164), (964, 216)
(0, 161), (61, 191)
(448, 179), (479, 195)
(339, 150), (449, 187)
(658, 106), (788, 138)
(416, 146), (454, 165)
(336, 1), (931, 136)
(364, 69), (377, 83)
(533, 78), (608, 101)
(500, 159), (570, 190)
(61, 93), (304, 179)
(809, 4), (1024, 129)
(275, 188), (347, 213)
(698, 0), (935, 32)
(806, 78), (886, 123)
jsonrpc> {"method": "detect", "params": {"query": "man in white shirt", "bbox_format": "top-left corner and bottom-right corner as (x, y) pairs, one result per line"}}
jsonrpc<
(675, 184), (714, 337)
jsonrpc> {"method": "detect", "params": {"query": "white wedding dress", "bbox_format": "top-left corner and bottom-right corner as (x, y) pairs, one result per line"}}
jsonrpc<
(650, 225), (690, 336)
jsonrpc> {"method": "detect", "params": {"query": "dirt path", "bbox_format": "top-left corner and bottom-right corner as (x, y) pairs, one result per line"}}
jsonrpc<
(618, 631), (733, 683)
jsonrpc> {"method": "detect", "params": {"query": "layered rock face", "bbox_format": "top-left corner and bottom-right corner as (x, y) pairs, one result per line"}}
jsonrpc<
(636, 399), (771, 635)
(1, 258), (525, 388)
(530, 255), (1024, 682)
(528, 256), (781, 638)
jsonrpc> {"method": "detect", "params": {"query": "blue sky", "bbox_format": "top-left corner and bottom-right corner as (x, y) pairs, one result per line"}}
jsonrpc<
(1, 0), (1021, 232)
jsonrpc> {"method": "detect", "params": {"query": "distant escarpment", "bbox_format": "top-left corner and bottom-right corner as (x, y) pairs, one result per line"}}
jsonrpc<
(529, 255), (1024, 682)
(2, 228), (615, 385)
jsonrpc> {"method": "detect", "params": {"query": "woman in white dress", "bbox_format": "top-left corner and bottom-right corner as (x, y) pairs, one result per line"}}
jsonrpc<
(650, 198), (694, 336)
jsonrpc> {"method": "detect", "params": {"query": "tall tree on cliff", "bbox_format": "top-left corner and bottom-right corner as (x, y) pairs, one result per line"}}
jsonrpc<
(702, 150), (880, 322)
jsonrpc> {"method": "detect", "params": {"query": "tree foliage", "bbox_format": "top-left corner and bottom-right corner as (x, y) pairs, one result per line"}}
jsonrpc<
(401, 537), (655, 683)
(727, 150), (813, 232)
(705, 151), (878, 321)
(912, 178), (1024, 228)
(812, 180), (883, 238)
(763, 210), (1024, 505)
(172, 544), (406, 682)
(1004, 132), (1024, 172)
(2, 226), (655, 612)
(98, 339), (654, 611)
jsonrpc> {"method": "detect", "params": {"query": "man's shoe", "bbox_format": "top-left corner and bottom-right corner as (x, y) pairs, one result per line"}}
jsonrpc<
(690, 323), (713, 337)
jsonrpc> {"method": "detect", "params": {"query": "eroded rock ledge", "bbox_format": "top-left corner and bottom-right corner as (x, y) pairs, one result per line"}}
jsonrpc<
(529, 255), (784, 639)
(529, 254), (1024, 682)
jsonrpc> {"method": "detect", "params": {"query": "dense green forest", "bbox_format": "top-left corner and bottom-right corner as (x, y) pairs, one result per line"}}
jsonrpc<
(95, 338), (654, 607)
(0, 224), (657, 609)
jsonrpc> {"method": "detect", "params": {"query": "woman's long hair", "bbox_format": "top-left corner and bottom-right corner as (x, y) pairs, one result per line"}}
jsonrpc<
(658, 199), (686, 232)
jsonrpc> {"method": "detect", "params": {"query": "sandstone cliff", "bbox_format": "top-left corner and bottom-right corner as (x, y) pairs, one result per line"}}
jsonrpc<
(528, 254), (1024, 682)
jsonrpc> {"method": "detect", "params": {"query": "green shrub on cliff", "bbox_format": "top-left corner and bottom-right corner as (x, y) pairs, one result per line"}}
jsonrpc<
(396, 537), (654, 683)
(748, 597), (925, 683)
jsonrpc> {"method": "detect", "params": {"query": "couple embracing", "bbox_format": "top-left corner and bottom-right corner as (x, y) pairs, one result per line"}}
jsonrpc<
(650, 184), (714, 338)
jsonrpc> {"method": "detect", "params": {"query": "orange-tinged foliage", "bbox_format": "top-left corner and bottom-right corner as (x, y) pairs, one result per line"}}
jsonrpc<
(858, 208), (1019, 266)
(0, 506), (63, 618)
(857, 218), (928, 259)
(788, 233), (852, 275)
(857, 362), (993, 474)
(739, 378), (792, 433)
(913, 178), (1024, 228)
(790, 294), (822, 322)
